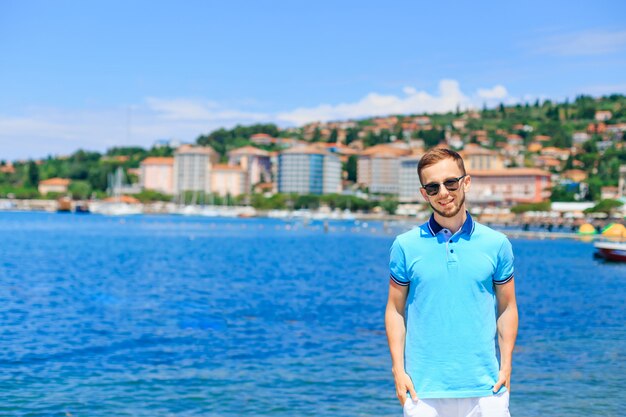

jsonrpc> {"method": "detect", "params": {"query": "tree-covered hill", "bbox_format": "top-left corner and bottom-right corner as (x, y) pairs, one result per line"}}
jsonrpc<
(1, 94), (624, 201)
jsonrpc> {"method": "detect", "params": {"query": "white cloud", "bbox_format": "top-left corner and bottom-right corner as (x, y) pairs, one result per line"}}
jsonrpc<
(277, 79), (471, 124)
(477, 85), (508, 100)
(535, 29), (626, 56)
(0, 80), (516, 160)
(145, 97), (268, 122)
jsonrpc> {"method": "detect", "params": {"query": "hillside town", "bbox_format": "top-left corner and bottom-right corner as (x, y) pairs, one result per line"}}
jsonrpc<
(1, 95), (626, 220)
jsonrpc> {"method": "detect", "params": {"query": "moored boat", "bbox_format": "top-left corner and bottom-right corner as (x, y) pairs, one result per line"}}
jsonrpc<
(594, 241), (626, 262)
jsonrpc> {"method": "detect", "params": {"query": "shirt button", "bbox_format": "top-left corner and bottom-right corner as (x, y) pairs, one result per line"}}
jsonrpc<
(450, 249), (454, 253)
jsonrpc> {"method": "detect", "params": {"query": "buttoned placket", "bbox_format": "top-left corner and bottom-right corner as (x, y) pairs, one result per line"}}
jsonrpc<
(441, 228), (461, 264)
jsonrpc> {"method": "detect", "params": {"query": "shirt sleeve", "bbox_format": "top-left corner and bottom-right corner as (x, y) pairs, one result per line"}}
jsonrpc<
(389, 238), (410, 286)
(493, 237), (514, 285)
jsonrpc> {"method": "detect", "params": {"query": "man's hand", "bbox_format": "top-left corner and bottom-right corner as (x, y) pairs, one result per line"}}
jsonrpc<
(492, 366), (511, 393)
(393, 368), (418, 405)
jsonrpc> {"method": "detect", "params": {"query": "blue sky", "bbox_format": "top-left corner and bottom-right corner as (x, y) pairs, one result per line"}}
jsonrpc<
(1, 0), (625, 160)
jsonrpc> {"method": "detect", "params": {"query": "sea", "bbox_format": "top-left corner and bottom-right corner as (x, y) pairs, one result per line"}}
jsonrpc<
(0, 212), (623, 417)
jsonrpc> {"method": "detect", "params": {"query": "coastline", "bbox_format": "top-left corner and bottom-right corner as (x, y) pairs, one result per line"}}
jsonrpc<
(0, 198), (621, 242)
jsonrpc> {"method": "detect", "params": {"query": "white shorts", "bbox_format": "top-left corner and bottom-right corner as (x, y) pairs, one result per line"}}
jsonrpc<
(403, 391), (510, 417)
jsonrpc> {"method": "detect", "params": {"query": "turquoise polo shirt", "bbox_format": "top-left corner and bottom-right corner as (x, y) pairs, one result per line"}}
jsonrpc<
(389, 212), (514, 399)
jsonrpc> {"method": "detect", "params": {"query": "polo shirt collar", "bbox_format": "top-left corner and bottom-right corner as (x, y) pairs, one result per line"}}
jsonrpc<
(427, 211), (474, 237)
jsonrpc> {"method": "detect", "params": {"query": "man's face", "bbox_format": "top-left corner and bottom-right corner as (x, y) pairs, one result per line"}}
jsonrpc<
(419, 158), (470, 218)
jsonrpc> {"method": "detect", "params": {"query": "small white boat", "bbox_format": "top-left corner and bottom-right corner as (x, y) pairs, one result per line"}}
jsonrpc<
(90, 201), (143, 216)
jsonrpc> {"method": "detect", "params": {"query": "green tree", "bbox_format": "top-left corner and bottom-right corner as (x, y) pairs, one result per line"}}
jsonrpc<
(550, 184), (577, 202)
(69, 180), (92, 199)
(26, 161), (39, 187)
(312, 127), (322, 142)
(345, 155), (358, 182)
(380, 198), (399, 215)
(419, 129), (445, 148)
(345, 128), (359, 144)
(584, 199), (624, 214)
(328, 128), (338, 143)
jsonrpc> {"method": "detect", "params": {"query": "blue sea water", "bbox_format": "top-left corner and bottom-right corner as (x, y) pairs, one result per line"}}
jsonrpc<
(0, 212), (623, 416)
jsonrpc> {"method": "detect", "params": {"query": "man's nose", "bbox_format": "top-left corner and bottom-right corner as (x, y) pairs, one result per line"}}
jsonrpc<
(436, 184), (450, 197)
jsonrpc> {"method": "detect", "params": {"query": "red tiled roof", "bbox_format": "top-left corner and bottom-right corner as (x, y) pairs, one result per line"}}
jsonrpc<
(39, 177), (71, 186)
(141, 157), (174, 166)
(212, 164), (244, 172)
(228, 146), (270, 157)
(469, 168), (551, 177)
(360, 144), (411, 157)
(175, 144), (216, 155)
(281, 145), (331, 156)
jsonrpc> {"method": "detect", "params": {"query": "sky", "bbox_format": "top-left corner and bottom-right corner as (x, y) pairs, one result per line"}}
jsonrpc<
(1, 0), (626, 160)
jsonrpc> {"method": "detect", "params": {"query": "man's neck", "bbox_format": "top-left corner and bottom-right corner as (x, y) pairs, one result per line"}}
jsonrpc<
(433, 209), (467, 234)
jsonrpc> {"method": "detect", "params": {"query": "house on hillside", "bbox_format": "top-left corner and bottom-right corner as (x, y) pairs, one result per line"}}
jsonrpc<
(39, 178), (71, 195)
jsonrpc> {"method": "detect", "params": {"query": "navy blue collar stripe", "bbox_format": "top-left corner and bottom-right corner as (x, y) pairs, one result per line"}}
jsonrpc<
(427, 211), (474, 237)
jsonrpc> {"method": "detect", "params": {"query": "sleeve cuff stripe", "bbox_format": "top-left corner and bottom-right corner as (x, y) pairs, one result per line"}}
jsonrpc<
(390, 274), (409, 286)
(494, 273), (514, 285)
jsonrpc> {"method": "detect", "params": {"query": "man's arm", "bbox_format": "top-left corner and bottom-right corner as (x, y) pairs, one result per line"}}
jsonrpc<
(492, 277), (518, 393)
(385, 279), (417, 405)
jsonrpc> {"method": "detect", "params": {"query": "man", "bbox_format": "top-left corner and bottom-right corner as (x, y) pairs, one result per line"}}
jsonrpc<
(385, 148), (518, 417)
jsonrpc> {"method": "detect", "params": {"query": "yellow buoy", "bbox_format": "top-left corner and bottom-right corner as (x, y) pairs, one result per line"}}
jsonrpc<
(578, 223), (596, 235)
(602, 223), (626, 237)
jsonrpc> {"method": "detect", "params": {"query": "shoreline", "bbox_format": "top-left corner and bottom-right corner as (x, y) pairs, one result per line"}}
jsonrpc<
(0, 200), (620, 242)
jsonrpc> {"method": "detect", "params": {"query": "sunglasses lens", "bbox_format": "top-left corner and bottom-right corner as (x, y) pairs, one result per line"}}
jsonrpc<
(443, 179), (460, 191)
(424, 184), (439, 195)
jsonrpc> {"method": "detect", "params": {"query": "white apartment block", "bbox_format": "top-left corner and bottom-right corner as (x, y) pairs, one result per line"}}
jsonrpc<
(173, 145), (219, 194)
(398, 156), (422, 202)
(140, 157), (174, 195)
(211, 165), (247, 197)
(357, 144), (411, 195)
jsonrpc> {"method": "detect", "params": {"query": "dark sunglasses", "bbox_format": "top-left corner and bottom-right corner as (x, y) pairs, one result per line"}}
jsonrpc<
(422, 175), (467, 196)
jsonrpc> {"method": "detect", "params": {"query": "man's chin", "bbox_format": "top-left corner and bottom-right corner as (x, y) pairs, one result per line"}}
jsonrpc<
(430, 204), (462, 218)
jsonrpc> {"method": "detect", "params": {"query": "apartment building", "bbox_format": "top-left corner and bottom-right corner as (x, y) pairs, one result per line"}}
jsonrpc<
(460, 144), (504, 171)
(468, 168), (551, 204)
(211, 164), (247, 197)
(357, 144), (411, 194)
(398, 155), (422, 202)
(140, 157), (174, 195)
(173, 145), (219, 194)
(277, 146), (341, 194)
(227, 146), (272, 192)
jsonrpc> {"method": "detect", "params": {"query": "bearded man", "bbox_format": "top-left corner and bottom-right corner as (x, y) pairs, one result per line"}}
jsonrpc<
(385, 148), (518, 417)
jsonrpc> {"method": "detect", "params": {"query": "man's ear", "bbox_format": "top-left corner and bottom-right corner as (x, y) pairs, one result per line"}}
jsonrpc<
(419, 187), (429, 201)
(463, 175), (471, 192)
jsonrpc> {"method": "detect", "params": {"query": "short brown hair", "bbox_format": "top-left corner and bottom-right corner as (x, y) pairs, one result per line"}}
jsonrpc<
(417, 148), (466, 185)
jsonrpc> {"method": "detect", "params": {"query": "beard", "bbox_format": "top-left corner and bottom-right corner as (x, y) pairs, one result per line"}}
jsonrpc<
(429, 192), (465, 218)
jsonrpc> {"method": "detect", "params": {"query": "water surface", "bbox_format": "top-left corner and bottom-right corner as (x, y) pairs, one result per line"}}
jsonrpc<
(0, 212), (623, 416)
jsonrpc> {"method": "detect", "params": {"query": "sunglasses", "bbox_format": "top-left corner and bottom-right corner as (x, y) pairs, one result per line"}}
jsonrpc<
(422, 175), (467, 196)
